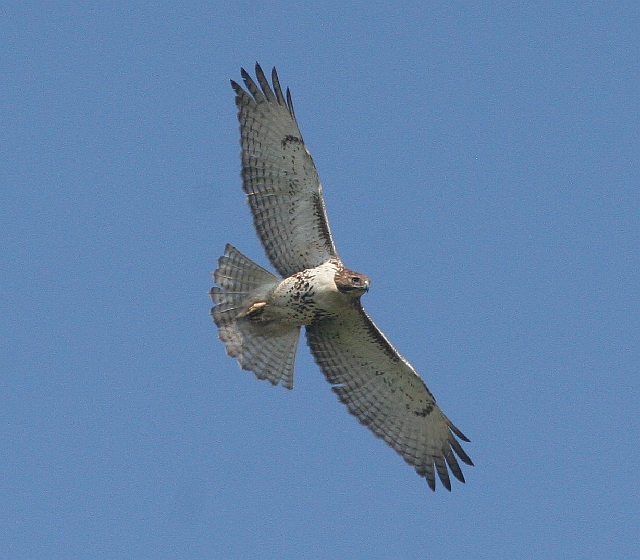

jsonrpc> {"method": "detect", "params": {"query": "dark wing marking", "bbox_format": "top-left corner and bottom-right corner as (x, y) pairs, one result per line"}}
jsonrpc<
(305, 305), (473, 490)
(231, 63), (338, 277)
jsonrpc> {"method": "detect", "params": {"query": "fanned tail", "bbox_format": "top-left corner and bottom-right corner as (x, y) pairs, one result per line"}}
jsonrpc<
(210, 244), (300, 389)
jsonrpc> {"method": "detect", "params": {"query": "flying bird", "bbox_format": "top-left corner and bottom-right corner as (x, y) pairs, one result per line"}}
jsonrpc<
(210, 64), (473, 491)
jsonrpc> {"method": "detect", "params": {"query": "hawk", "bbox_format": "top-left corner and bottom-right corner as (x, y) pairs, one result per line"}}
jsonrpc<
(210, 64), (473, 491)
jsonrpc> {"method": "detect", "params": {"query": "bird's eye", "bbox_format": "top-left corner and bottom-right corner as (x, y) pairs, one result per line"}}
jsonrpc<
(351, 277), (361, 284)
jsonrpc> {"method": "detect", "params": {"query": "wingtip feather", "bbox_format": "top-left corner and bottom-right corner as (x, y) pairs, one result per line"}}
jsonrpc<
(447, 419), (471, 443)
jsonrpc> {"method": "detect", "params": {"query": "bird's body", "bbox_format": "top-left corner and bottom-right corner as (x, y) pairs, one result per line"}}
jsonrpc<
(210, 64), (473, 491)
(240, 259), (367, 327)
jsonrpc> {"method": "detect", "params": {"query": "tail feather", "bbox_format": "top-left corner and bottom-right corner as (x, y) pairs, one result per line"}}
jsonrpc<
(224, 326), (299, 390)
(213, 243), (277, 293)
(210, 244), (300, 389)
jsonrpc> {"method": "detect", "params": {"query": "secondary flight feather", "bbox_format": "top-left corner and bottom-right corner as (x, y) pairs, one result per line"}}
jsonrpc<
(210, 63), (473, 491)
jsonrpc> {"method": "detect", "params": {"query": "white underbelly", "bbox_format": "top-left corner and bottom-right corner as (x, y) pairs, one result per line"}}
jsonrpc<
(263, 264), (343, 325)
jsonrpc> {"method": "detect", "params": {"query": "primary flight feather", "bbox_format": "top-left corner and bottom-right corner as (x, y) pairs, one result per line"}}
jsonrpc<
(211, 63), (473, 491)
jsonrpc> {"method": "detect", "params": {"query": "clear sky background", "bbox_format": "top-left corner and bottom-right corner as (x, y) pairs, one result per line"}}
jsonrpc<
(2, 2), (638, 558)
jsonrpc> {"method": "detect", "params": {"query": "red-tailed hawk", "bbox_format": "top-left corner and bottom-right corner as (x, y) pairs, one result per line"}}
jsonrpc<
(210, 64), (473, 491)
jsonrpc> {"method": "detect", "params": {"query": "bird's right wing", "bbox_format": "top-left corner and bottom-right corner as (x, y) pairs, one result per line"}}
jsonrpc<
(232, 64), (338, 278)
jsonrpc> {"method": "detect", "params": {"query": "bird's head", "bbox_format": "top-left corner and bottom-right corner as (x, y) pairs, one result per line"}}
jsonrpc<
(334, 267), (370, 297)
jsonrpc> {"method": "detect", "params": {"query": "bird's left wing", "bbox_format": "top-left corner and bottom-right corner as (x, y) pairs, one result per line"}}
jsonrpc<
(232, 64), (338, 278)
(305, 305), (473, 491)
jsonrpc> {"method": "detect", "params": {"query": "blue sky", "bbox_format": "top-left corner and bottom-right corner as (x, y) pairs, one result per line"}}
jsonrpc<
(2, 2), (638, 558)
